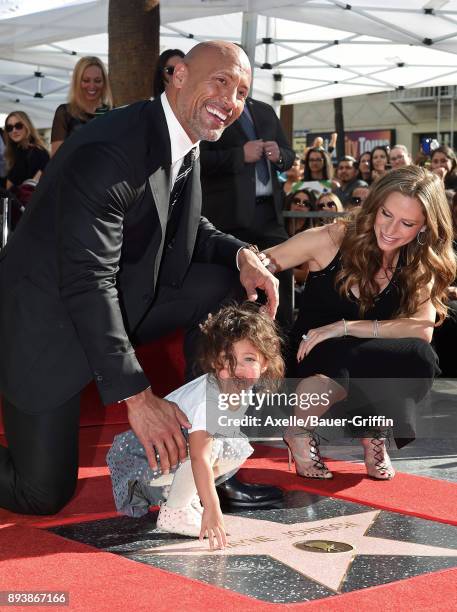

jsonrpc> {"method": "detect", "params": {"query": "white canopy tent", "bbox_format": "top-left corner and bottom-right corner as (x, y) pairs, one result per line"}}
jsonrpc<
(2, 1), (457, 126)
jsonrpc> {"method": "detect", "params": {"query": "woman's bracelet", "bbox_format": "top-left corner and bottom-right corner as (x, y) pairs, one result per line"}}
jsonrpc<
(373, 319), (379, 338)
(342, 318), (348, 336)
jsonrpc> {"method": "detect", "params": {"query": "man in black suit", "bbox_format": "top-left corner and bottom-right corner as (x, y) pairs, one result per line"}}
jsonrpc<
(200, 96), (296, 328)
(0, 42), (280, 515)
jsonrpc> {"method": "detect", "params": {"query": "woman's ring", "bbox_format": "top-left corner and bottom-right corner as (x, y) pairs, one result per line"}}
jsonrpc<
(302, 333), (308, 341)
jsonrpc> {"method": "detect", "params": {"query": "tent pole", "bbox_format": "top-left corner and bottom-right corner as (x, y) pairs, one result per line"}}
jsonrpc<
(437, 86), (441, 144)
(266, 17), (281, 116)
(241, 11), (258, 95)
(334, 98), (345, 160)
(451, 87), (455, 148)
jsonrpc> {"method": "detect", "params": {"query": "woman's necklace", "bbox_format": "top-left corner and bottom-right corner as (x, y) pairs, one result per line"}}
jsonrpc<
(374, 266), (393, 282)
(375, 252), (399, 282)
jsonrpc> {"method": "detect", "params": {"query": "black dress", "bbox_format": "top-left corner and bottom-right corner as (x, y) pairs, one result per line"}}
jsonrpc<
(7, 146), (49, 187)
(289, 250), (439, 447)
(51, 103), (110, 143)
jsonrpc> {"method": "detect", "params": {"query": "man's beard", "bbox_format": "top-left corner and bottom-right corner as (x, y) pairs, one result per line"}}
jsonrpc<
(188, 109), (226, 142)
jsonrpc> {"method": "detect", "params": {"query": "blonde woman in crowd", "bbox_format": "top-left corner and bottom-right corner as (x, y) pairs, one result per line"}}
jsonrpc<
(51, 56), (113, 156)
(314, 191), (344, 225)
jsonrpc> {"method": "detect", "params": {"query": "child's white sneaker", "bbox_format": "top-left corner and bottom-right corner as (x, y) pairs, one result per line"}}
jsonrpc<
(162, 485), (203, 515)
(156, 501), (201, 537)
(190, 495), (203, 515)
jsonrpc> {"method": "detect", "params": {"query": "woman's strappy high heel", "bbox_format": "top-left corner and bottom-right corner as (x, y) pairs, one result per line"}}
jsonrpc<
(283, 429), (333, 479)
(361, 432), (395, 480)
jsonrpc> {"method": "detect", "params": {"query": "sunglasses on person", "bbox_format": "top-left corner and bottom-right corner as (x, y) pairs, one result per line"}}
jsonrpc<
(292, 197), (310, 207)
(317, 200), (336, 209)
(163, 66), (174, 76)
(5, 121), (24, 133)
(349, 196), (362, 205)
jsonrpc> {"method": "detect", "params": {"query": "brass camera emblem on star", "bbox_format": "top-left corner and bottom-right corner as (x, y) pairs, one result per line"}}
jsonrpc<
(294, 540), (354, 553)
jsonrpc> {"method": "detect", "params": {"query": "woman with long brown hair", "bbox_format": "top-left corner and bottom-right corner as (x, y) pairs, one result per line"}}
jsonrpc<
(152, 48), (185, 98)
(265, 166), (456, 481)
(430, 145), (457, 190)
(357, 151), (372, 184)
(4, 111), (49, 191)
(51, 56), (113, 156)
(302, 146), (334, 185)
(284, 188), (317, 236)
(370, 145), (390, 182)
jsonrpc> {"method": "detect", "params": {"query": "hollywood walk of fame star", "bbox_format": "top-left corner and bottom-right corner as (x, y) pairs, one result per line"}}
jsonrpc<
(135, 511), (457, 593)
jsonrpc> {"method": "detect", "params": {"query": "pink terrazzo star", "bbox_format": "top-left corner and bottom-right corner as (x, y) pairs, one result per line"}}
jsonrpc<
(143, 511), (457, 592)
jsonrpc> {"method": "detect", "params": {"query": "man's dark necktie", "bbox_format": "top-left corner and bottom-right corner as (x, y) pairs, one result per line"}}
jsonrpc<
(165, 148), (195, 243)
(238, 110), (269, 185)
(169, 148), (195, 217)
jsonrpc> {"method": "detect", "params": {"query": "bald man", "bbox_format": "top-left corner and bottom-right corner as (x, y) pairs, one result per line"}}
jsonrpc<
(0, 41), (280, 515)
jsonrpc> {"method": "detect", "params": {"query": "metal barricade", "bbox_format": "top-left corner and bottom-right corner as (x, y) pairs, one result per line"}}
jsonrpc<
(282, 211), (349, 220)
(1, 196), (10, 249)
(283, 210), (349, 236)
(282, 210), (350, 312)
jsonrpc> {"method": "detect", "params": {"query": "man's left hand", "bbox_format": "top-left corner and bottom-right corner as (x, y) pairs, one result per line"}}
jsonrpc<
(263, 141), (281, 164)
(237, 248), (279, 318)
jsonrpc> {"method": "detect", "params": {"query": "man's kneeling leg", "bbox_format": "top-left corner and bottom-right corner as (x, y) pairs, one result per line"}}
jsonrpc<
(0, 394), (80, 515)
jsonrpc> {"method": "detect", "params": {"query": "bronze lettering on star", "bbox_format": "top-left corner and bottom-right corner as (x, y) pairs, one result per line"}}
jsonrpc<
(283, 522), (358, 538)
(225, 522), (359, 549)
(137, 519), (361, 556)
(225, 535), (276, 549)
(294, 540), (354, 553)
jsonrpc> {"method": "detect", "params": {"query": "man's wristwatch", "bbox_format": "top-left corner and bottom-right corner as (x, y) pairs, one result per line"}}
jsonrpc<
(236, 244), (271, 270)
(245, 244), (271, 268)
(245, 243), (261, 256)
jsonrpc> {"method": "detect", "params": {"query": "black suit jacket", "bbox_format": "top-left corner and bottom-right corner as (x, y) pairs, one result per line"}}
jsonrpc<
(200, 97), (295, 231)
(0, 98), (244, 412)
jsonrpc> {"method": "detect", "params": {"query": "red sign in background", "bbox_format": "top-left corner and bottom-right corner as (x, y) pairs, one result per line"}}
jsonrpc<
(305, 129), (396, 159)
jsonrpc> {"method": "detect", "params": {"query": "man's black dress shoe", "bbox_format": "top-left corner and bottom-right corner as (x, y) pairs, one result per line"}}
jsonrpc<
(216, 476), (283, 507)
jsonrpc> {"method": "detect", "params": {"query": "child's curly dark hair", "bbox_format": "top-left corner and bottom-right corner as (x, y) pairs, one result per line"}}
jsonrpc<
(198, 302), (285, 389)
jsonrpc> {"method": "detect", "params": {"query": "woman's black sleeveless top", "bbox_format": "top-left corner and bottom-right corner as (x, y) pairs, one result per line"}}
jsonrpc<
(292, 249), (402, 340)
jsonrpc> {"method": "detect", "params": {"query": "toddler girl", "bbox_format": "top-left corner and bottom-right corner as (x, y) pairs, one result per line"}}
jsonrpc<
(107, 302), (284, 550)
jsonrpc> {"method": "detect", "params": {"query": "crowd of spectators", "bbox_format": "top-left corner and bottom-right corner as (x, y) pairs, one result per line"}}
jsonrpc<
(282, 140), (457, 233)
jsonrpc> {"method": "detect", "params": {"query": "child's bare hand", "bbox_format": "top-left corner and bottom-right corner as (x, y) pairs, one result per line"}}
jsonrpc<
(199, 506), (227, 550)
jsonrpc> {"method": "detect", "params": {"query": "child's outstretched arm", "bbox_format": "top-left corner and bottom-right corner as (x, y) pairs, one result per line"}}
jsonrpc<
(189, 430), (226, 550)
